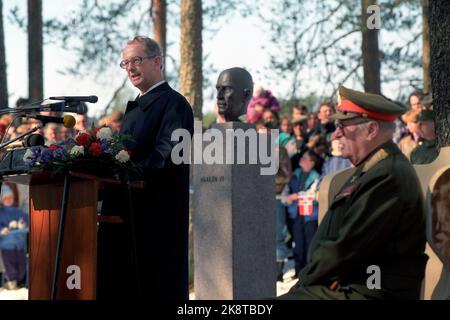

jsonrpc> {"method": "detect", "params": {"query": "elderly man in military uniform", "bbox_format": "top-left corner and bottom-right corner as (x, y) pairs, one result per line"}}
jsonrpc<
(279, 85), (428, 300)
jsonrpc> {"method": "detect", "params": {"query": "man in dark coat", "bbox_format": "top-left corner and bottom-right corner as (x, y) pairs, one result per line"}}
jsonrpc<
(411, 110), (438, 165)
(97, 36), (193, 300)
(279, 85), (428, 300)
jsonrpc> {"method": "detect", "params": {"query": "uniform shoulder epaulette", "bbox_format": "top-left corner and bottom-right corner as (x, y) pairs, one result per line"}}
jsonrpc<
(362, 148), (389, 173)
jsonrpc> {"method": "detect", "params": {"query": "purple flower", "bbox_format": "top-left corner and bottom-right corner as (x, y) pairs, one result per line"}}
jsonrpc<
(39, 148), (54, 166)
(53, 148), (65, 160)
(100, 140), (113, 154)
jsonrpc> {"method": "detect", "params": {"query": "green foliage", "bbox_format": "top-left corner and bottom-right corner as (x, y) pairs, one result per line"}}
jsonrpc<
(259, 0), (423, 101)
(279, 93), (321, 116)
(9, 0), (147, 77)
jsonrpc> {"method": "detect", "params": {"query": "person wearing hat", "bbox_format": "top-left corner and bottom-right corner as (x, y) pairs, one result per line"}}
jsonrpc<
(420, 93), (433, 110)
(279, 85), (427, 300)
(398, 109), (421, 160)
(411, 109), (438, 165)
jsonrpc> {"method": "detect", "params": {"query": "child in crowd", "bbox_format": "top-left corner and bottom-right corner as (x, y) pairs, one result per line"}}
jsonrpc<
(282, 150), (321, 278)
(0, 186), (28, 290)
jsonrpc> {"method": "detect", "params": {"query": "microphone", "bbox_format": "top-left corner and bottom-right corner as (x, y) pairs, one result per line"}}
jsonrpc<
(61, 102), (89, 115)
(48, 95), (98, 103)
(27, 114), (76, 128)
(18, 101), (88, 115)
(6, 134), (45, 149)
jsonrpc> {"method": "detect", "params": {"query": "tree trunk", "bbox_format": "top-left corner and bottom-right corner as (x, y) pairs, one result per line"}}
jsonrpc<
(152, 0), (166, 76)
(422, 0), (431, 93)
(361, 0), (381, 94)
(179, 0), (202, 120)
(430, 1), (450, 148)
(28, 0), (43, 101)
(0, 0), (8, 109)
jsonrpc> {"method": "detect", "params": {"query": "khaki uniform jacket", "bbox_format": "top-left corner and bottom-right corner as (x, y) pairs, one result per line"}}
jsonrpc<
(297, 141), (428, 299)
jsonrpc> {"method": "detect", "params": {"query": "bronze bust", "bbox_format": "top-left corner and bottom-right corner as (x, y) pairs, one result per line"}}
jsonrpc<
(216, 68), (253, 122)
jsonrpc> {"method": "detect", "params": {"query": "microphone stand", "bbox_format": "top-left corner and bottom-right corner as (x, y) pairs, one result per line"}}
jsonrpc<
(51, 170), (71, 300)
(0, 102), (66, 116)
(0, 124), (44, 151)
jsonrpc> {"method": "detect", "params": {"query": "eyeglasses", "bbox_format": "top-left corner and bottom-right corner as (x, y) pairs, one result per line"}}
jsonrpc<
(119, 55), (158, 69)
(335, 117), (371, 130)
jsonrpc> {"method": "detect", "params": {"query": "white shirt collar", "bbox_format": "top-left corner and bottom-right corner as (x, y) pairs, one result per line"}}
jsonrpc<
(140, 80), (166, 97)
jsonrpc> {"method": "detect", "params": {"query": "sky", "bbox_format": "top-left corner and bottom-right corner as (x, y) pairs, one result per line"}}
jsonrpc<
(2, 0), (283, 118)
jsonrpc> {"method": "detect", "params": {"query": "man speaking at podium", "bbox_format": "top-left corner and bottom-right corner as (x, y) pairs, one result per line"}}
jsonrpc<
(97, 36), (193, 300)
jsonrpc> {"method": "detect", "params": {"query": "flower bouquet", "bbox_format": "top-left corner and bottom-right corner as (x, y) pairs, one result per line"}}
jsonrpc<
(23, 126), (135, 178)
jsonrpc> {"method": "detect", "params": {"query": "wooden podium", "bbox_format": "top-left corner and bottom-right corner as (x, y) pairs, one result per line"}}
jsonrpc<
(2, 171), (143, 300)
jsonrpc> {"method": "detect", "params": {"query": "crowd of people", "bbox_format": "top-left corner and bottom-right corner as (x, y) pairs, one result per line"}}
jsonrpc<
(0, 77), (438, 298)
(238, 85), (437, 283)
(0, 85), (438, 292)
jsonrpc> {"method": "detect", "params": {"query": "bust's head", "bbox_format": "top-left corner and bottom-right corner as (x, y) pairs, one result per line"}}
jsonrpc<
(215, 68), (253, 121)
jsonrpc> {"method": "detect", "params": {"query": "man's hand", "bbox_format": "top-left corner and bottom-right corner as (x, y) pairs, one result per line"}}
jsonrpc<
(1, 227), (9, 236)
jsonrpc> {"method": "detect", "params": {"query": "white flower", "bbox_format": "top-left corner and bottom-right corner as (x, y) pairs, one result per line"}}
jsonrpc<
(96, 127), (113, 141)
(9, 220), (18, 229)
(23, 149), (34, 162)
(70, 145), (85, 156)
(115, 150), (130, 163)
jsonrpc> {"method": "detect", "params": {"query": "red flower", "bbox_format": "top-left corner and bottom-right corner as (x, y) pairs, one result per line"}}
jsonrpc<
(89, 142), (103, 157)
(76, 133), (91, 146)
(48, 144), (60, 151)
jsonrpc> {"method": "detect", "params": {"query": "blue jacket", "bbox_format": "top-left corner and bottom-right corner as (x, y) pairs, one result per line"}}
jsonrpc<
(284, 168), (320, 222)
(0, 206), (29, 250)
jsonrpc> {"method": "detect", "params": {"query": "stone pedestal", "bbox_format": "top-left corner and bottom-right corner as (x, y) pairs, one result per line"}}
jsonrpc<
(193, 122), (276, 300)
